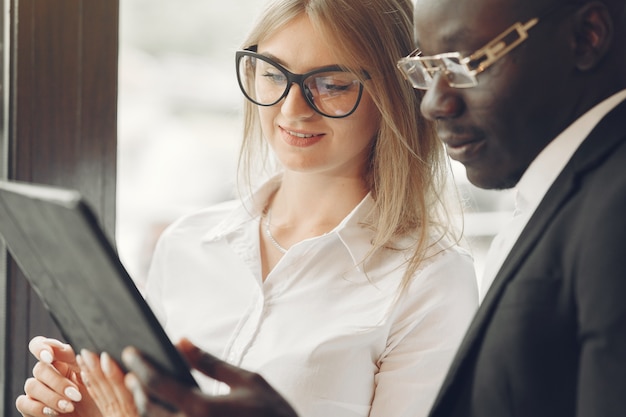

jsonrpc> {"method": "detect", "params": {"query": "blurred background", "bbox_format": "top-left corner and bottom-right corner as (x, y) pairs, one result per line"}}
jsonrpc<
(116, 0), (515, 287)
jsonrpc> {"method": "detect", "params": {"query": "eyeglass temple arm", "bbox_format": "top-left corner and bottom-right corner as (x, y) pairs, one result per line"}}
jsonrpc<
(464, 17), (539, 73)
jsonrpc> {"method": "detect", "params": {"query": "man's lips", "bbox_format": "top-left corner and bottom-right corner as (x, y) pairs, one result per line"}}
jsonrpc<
(439, 134), (486, 163)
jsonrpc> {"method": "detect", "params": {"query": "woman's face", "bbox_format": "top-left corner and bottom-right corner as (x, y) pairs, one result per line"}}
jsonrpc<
(255, 14), (381, 180)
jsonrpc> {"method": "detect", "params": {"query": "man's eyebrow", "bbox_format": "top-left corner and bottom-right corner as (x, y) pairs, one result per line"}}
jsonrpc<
(417, 28), (477, 54)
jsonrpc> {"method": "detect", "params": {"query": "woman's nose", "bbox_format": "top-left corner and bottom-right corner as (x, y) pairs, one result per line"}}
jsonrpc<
(420, 72), (465, 121)
(280, 84), (316, 119)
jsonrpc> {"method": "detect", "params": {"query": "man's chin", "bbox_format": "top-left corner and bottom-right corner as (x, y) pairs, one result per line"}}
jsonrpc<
(465, 167), (522, 191)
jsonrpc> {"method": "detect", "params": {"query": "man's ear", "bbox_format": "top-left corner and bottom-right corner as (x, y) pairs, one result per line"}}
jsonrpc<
(573, 1), (613, 71)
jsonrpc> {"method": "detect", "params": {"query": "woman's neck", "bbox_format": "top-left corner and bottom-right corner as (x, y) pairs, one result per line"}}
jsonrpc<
(259, 172), (369, 281)
(268, 173), (369, 230)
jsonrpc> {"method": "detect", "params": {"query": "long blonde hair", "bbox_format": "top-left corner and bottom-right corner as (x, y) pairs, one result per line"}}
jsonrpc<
(238, 0), (459, 284)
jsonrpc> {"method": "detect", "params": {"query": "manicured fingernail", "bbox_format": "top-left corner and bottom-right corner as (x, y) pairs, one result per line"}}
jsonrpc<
(76, 354), (85, 372)
(80, 349), (97, 369)
(64, 386), (82, 402)
(100, 352), (112, 375)
(42, 406), (58, 416)
(122, 346), (138, 367)
(125, 374), (147, 414)
(80, 371), (90, 388)
(125, 372), (139, 390)
(39, 350), (53, 364)
(46, 339), (70, 350)
(57, 399), (74, 412)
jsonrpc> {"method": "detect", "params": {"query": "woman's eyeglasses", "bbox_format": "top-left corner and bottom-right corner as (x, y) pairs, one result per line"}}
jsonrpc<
(236, 48), (370, 118)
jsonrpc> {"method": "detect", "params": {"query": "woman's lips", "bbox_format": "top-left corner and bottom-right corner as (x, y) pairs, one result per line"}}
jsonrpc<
(280, 127), (325, 147)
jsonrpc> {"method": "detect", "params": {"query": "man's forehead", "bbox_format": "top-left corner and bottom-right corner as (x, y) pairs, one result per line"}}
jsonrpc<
(412, 6), (483, 53)
(414, 0), (529, 19)
(413, 0), (526, 53)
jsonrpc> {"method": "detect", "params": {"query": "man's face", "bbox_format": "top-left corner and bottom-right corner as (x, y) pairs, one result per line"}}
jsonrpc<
(413, 0), (577, 189)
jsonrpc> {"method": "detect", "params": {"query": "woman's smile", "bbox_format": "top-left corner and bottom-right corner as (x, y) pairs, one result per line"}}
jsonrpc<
(279, 126), (325, 147)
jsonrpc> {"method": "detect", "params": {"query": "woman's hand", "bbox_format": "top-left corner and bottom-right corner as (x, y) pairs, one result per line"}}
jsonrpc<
(15, 336), (138, 417)
(121, 338), (299, 417)
(15, 336), (96, 417)
(76, 350), (139, 417)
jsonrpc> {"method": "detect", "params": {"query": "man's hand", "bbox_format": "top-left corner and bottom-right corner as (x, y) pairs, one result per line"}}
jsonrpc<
(121, 339), (299, 417)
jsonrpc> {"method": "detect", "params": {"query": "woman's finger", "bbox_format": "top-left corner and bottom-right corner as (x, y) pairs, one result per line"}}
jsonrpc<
(29, 362), (81, 414)
(29, 337), (76, 365)
(32, 362), (82, 405)
(28, 336), (79, 380)
(21, 376), (74, 415)
(77, 350), (139, 417)
(100, 352), (139, 416)
(15, 393), (53, 417)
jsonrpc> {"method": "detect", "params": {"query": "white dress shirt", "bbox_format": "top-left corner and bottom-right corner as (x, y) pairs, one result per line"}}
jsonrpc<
(478, 89), (626, 301)
(145, 178), (478, 417)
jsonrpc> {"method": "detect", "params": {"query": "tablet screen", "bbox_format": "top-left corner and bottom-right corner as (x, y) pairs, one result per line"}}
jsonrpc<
(0, 180), (197, 387)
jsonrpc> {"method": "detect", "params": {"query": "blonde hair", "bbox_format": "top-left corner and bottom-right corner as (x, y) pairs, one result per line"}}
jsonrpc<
(238, 0), (459, 285)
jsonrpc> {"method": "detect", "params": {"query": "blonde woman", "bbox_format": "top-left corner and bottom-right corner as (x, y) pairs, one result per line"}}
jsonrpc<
(17, 1), (477, 417)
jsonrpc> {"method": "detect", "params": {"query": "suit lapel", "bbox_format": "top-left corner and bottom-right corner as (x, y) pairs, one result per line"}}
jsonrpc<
(430, 166), (577, 412)
(430, 99), (626, 414)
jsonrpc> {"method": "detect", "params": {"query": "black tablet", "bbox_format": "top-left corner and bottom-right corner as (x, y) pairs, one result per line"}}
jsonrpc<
(0, 180), (197, 387)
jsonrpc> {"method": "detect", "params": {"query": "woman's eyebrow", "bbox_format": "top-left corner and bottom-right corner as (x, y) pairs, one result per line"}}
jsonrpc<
(255, 50), (341, 72)
(256, 51), (286, 66)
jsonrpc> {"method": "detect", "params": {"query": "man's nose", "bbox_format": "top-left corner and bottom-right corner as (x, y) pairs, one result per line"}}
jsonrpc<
(419, 72), (464, 121)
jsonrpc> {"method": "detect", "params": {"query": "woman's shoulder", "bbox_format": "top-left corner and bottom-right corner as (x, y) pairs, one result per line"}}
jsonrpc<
(391, 232), (474, 274)
(419, 237), (475, 280)
(427, 236), (474, 268)
(404, 237), (478, 306)
(159, 198), (245, 241)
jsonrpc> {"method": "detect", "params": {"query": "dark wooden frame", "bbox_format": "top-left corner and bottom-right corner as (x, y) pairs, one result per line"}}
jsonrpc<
(1, 1), (119, 415)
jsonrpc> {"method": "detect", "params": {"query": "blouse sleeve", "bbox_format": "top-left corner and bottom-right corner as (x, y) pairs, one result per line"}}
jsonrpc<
(143, 228), (171, 327)
(369, 248), (478, 417)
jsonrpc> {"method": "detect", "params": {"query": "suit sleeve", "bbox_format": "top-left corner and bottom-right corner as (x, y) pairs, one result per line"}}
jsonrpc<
(575, 167), (626, 416)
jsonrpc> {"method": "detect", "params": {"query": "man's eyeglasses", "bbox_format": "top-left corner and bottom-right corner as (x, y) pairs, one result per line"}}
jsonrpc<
(397, 17), (539, 90)
(236, 48), (370, 118)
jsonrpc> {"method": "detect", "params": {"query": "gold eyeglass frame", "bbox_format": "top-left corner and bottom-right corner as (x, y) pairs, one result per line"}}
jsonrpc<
(397, 17), (539, 89)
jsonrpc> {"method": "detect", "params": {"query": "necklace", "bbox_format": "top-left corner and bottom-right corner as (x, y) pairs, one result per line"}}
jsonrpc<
(264, 208), (288, 254)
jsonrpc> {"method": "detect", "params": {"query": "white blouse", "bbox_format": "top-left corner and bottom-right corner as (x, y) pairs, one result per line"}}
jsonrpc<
(145, 179), (478, 417)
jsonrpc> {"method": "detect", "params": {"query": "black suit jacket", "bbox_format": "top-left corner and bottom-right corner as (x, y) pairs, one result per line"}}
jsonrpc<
(429, 100), (626, 417)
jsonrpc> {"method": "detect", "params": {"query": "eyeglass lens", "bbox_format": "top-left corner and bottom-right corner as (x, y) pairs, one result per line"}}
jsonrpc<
(237, 53), (363, 118)
(399, 55), (477, 90)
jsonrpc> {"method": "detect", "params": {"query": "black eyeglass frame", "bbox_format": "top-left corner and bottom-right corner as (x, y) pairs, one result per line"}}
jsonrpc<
(236, 47), (371, 119)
